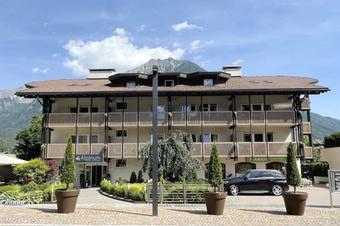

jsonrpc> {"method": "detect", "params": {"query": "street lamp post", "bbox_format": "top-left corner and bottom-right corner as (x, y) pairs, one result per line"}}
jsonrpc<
(151, 66), (159, 216)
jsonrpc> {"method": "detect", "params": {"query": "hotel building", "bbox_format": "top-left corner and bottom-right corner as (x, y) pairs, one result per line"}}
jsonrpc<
(16, 66), (329, 187)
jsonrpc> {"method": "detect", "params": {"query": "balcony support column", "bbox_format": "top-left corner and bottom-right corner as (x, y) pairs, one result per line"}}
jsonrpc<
(90, 97), (93, 154)
(42, 97), (50, 158)
(305, 94), (313, 147)
(263, 95), (268, 158)
(249, 95), (254, 158)
(121, 97), (125, 159)
(231, 95), (237, 160)
(75, 97), (79, 155)
(185, 95), (188, 128)
(104, 97), (109, 163)
(200, 95), (204, 161)
(167, 95), (172, 134)
(137, 96), (140, 157)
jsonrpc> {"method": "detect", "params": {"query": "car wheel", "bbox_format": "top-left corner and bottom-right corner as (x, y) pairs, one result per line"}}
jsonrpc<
(229, 185), (239, 196)
(271, 185), (283, 196)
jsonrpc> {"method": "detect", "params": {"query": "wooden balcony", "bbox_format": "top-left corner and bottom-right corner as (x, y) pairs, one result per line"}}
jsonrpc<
(237, 142), (252, 157)
(203, 111), (233, 125)
(304, 146), (313, 159)
(46, 143), (105, 158)
(237, 142), (297, 157)
(300, 98), (310, 110)
(203, 142), (234, 157)
(253, 142), (267, 156)
(236, 111), (295, 125)
(302, 122), (311, 134)
(48, 113), (106, 127)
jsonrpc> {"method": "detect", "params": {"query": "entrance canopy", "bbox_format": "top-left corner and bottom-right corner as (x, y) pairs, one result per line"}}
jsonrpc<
(0, 154), (27, 166)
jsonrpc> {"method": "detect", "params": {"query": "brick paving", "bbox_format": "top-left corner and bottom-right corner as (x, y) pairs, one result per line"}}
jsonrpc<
(0, 185), (339, 225)
(0, 205), (339, 226)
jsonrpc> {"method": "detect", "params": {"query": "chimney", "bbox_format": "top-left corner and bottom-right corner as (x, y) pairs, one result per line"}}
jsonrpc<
(88, 69), (115, 79)
(222, 66), (242, 77)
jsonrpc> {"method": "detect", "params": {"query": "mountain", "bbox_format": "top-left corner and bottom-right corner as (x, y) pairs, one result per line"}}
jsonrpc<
(127, 57), (206, 74)
(310, 112), (340, 142)
(0, 89), (41, 148)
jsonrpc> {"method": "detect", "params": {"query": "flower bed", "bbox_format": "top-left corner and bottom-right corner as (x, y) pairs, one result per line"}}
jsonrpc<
(100, 179), (145, 202)
(0, 182), (67, 204)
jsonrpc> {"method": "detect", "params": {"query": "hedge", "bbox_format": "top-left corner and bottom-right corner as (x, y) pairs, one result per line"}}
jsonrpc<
(100, 179), (145, 201)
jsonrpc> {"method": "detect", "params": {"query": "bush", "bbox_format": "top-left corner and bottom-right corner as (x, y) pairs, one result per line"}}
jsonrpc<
(0, 190), (44, 204)
(100, 179), (145, 201)
(60, 136), (75, 189)
(312, 163), (329, 177)
(116, 177), (128, 185)
(21, 181), (39, 193)
(207, 144), (223, 191)
(286, 143), (301, 192)
(130, 171), (137, 183)
(14, 159), (49, 184)
(137, 170), (144, 183)
(42, 183), (67, 201)
(0, 185), (21, 193)
(324, 132), (340, 148)
(44, 160), (59, 181)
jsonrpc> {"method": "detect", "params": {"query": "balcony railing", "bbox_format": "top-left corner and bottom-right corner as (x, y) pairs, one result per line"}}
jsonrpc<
(253, 142), (267, 156)
(203, 142), (234, 157)
(302, 122), (311, 134)
(304, 146), (313, 159)
(46, 143), (105, 158)
(203, 111), (233, 125)
(49, 113), (106, 127)
(236, 111), (295, 125)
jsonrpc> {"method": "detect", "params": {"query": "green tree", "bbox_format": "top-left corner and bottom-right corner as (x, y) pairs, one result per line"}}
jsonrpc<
(129, 171), (137, 183)
(14, 116), (42, 160)
(324, 132), (340, 148)
(0, 139), (11, 153)
(14, 158), (49, 184)
(138, 131), (202, 182)
(60, 136), (75, 189)
(286, 143), (301, 193)
(207, 144), (223, 192)
(137, 170), (144, 183)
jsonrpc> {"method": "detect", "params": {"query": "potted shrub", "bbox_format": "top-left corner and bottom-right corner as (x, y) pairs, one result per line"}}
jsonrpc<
(283, 143), (308, 215)
(204, 144), (227, 215)
(55, 136), (80, 213)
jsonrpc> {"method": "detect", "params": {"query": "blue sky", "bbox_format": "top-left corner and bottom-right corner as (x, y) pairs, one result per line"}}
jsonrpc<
(0, 0), (339, 118)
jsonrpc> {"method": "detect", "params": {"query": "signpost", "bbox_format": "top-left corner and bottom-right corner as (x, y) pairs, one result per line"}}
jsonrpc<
(152, 66), (159, 216)
(329, 170), (340, 207)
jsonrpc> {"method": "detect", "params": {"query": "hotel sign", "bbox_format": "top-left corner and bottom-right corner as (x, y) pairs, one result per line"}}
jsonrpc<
(75, 154), (103, 163)
(245, 157), (287, 163)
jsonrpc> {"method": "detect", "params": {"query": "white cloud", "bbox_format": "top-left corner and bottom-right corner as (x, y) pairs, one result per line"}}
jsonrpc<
(138, 24), (146, 32)
(32, 67), (49, 74)
(172, 21), (203, 32)
(52, 53), (60, 57)
(190, 40), (201, 50)
(64, 28), (185, 75)
(172, 41), (180, 48)
(232, 59), (243, 65)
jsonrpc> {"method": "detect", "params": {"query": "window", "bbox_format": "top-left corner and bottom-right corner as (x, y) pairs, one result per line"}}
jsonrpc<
(80, 107), (89, 113)
(70, 107), (77, 113)
(164, 80), (174, 87)
(71, 135), (76, 143)
(241, 105), (250, 111)
(254, 133), (264, 142)
(203, 79), (213, 87)
(252, 105), (262, 111)
(91, 107), (99, 113)
(203, 133), (218, 142)
(264, 104), (272, 111)
(116, 159), (127, 168)
(203, 104), (217, 112)
(116, 102), (127, 110)
(78, 135), (88, 143)
(267, 133), (274, 142)
(116, 130), (127, 138)
(126, 82), (136, 88)
(191, 134), (197, 142)
(244, 134), (251, 142)
(90, 135), (99, 143)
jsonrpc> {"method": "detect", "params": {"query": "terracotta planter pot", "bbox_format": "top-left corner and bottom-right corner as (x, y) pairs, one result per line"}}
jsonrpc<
(283, 191), (308, 216)
(55, 189), (80, 213)
(204, 192), (227, 215)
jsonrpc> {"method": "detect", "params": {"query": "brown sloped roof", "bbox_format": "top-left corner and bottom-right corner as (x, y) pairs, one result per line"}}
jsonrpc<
(16, 75), (329, 97)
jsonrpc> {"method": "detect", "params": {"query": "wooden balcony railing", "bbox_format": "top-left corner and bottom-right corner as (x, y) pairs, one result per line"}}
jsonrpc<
(302, 122), (311, 134)
(46, 143), (105, 158)
(304, 146), (313, 159)
(236, 111), (295, 125)
(203, 111), (233, 125)
(203, 142), (234, 157)
(253, 142), (267, 156)
(237, 142), (252, 157)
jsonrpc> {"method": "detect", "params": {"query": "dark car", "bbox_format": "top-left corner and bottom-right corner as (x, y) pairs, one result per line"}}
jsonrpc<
(224, 169), (289, 196)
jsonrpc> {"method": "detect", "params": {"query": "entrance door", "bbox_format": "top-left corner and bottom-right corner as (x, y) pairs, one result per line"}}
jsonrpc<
(91, 166), (103, 187)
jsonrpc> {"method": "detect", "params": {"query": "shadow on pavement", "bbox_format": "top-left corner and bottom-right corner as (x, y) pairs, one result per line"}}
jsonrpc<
(240, 209), (287, 215)
(30, 207), (151, 217)
(169, 208), (207, 215)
